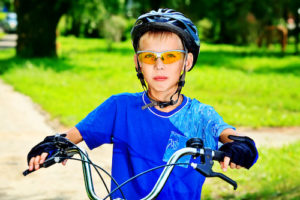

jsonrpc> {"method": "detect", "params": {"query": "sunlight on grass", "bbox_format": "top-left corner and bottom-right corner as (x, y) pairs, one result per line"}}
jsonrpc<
(0, 36), (300, 127)
(0, 36), (300, 200)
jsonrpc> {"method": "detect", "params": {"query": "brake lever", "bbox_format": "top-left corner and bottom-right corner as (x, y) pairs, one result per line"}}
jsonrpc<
(191, 148), (238, 190)
(211, 171), (237, 190)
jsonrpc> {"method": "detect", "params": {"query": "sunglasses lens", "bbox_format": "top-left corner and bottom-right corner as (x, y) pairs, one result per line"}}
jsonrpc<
(138, 52), (157, 64)
(162, 51), (183, 64)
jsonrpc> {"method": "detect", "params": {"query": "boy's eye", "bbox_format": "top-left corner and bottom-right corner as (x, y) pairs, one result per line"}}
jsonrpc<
(144, 53), (155, 59)
(165, 53), (176, 58)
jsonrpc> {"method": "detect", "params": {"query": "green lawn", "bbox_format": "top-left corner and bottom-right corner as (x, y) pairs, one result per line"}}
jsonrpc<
(0, 36), (300, 127)
(202, 141), (300, 200)
(0, 32), (4, 39)
(0, 37), (299, 199)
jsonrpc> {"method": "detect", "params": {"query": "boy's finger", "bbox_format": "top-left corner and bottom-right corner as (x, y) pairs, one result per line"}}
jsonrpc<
(62, 159), (68, 166)
(230, 162), (236, 169)
(236, 165), (241, 169)
(219, 161), (224, 171)
(40, 152), (48, 164)
(29, 157), (35, 171)
(219, 161), (224, 169)
(34, 155), (41, 170)
(222, 156), (230, 172)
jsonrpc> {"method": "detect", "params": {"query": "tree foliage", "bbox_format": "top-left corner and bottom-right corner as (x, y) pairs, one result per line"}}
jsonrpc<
(14, 0), (300, 57)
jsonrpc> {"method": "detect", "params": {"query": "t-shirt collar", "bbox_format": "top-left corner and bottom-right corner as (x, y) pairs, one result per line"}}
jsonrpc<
(142, 92), (188, 118)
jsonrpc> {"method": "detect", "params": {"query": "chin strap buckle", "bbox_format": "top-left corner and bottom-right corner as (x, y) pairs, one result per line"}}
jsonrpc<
(142, 98), (178, 110)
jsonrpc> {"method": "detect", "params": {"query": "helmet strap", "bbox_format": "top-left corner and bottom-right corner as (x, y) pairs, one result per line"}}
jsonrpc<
(136, 60), (148, 91)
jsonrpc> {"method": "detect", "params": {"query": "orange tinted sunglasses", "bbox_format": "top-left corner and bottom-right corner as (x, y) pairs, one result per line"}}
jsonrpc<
(137, 50), (186, 65)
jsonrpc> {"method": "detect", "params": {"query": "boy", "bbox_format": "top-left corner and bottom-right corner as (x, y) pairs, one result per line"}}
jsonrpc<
(27, 9), (258, 199)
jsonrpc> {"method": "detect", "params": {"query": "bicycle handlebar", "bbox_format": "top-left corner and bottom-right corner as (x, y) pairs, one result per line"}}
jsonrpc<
(23, 136), (237, 200)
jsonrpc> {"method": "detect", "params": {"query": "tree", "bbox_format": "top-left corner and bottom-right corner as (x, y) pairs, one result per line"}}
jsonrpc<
(1, 0), (14, 11)
(63, 0), (107, 37)
(287, 0), (300, 54)
(14, 0), (70, 57)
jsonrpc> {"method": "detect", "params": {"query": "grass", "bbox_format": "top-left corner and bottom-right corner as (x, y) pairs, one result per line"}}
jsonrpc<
(0, 32), (4, 39)
(202, 140), (300, 200)
(0, 36), (300, 127)
(0, 37), (299, 199)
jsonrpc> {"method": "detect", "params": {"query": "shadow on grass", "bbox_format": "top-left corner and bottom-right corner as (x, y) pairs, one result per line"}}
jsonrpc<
(0, 56), (74, 75)
(1, 45), (299, 76)
(194, 50), (300, 76)
(205, 186), (300, 200)
(255, 64), (300, 76)
(61, 45), (135, 57)
(237, 186), (300, 200)
(88, 46), (134, 55)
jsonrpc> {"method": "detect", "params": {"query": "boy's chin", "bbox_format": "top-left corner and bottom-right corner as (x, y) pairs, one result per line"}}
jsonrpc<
(148, 86), (177, 95)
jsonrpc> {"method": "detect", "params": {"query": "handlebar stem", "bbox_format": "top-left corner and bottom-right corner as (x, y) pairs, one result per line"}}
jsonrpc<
(141, 147), (203, 200)
(73, 147), (101, 200)
(77, 147), (203, 200)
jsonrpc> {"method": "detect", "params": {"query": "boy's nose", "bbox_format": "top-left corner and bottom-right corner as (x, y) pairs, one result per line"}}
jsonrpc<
(154, 57), (165, 70)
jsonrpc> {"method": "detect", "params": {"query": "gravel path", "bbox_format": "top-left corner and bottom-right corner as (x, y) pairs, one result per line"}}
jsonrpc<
(0, 34), (17, 49)
(0, 78), (299, 199)
(0, 79), (112, 200)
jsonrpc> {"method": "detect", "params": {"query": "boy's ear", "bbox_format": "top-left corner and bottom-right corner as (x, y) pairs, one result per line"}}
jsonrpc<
(184, 53), (194, 71)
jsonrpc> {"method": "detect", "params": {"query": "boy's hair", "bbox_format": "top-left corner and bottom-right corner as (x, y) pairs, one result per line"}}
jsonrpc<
(137, 31), (184, 51)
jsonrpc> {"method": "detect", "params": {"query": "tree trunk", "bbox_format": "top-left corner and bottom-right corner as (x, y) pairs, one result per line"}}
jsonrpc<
(294, 9), (299, 55)
(218, 0), (231, 44)
(14, 0), (70, 57)
(150, 0), (162, 11)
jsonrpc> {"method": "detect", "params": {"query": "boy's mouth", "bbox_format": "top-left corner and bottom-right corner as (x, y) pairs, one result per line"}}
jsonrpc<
(153, 76), (168, 81)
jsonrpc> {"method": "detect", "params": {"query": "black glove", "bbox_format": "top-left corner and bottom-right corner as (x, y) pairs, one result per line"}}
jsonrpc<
(219, 135), (258, 169)
(27, 134), (67, 165)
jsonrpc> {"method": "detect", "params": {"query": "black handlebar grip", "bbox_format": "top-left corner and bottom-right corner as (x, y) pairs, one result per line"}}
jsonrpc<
(23, 157), (58, 176)
(23, 163), (43, 176)
(42, 157), (57, 168)
(213, 150), (225, 161)
(23, 169), (32, 176)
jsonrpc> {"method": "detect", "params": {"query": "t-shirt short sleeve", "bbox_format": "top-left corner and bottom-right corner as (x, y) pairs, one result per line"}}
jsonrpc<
(204, 105), (235, 148)
(169, 99), (235, 150)
(75, 96), (117, 149)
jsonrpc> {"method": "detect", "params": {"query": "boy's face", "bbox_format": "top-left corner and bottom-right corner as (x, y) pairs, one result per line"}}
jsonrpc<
(135, 32), (193, 98)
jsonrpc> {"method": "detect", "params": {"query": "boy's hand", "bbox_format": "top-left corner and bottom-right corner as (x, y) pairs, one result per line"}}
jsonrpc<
(220, 156), (242, 172)
(28, 152), (48, 171)
(27, 128), (81, 172)
(219, 135), (258, 170)
(28, 153), (68, 171)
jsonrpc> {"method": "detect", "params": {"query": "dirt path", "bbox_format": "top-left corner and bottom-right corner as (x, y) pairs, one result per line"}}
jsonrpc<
(0, 79), (299, 199)
(0, 34), (17, 49)
(0, 79), (112, 200)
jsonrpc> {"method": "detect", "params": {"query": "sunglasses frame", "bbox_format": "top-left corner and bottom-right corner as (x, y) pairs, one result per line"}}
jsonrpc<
(137, 50), (187, 64)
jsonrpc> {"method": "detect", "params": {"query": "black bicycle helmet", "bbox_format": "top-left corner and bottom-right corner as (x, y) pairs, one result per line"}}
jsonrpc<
(131, 8), (200, 70)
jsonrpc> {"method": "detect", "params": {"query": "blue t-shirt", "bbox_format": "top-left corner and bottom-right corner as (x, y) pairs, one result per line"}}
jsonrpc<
(76, 92), (235, 199)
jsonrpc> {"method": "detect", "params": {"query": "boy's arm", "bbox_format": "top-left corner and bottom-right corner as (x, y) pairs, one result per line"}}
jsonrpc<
(65, 127), (83, 144)
(28, 127), (83, 171)
(219, 128), (238, 143)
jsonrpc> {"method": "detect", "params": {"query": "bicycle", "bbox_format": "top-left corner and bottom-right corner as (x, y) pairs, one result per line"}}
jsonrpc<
(23, 134), (237, 200)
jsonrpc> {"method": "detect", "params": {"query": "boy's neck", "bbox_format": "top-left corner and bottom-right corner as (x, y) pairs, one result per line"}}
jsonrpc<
(147, 91), (183, 112)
